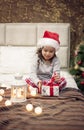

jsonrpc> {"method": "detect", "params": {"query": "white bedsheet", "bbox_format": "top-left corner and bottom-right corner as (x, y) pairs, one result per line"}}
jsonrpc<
(0, 70), (78, 89)
(60, 70), (78, 89)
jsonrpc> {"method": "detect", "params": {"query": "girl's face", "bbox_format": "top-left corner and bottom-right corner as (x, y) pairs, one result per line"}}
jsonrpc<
(42, 46), (55, 60)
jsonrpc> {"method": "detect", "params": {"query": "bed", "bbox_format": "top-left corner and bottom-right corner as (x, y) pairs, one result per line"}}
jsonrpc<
(0, 23), (84, 130)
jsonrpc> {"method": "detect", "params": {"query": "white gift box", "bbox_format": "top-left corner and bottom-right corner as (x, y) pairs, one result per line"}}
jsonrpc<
(41, 85), (59, 96)
(29, 85), (38, 93)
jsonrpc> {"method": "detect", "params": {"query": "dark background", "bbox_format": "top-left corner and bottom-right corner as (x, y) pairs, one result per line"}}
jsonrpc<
(0, 0), (84, 59)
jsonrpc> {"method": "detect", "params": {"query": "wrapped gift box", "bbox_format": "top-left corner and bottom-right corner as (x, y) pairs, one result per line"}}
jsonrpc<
(41, 85), (59, 96)
(25, 78), (38, 94)
(29, 85), (38, 93)
(41, 73), (66, 96)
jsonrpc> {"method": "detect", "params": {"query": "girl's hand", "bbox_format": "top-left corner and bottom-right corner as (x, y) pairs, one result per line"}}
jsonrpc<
(54, 73), (61, 83)
(37, 80), (42, 93)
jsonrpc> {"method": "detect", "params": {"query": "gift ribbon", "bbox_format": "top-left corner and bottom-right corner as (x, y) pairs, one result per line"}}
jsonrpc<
(25, 73), (67, 95)
(42, 81), (58, 96)
(42, 72), (67, 96)
(50, 85), (54, 96)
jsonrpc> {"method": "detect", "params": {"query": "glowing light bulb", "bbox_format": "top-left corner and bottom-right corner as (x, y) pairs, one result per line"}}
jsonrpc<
(0, 89), (5, 95)
(34, 106), (42, 115)
(5, 100), (12, 106)
(26, 103), (33, 112)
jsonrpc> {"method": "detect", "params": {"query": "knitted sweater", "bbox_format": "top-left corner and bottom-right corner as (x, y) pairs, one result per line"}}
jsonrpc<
(29, 54), (60, 85)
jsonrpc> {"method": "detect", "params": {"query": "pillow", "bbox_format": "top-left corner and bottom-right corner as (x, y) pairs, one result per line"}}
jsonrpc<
(0, 46), (36, 74)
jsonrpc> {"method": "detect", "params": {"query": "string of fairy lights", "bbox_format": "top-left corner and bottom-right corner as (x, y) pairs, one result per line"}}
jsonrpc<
(0, 87), (43, 115)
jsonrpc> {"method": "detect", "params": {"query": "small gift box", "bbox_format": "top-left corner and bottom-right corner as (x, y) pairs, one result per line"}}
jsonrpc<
(25, 78), (38, 94)
(29, 85), (38, 93)
(41, 80), (59, 96)
(41, 82), (59, 96)
(41, 73), (59, 96)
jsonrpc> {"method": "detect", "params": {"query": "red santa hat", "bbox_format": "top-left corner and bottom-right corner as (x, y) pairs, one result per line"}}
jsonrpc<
(37, 30), (60, 51)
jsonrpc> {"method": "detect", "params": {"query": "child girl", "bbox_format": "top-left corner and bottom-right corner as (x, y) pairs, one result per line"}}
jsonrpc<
(26, 30), (66, 91)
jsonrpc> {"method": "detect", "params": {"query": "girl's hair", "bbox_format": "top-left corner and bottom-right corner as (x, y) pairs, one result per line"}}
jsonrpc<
(36, 47), (56, 62)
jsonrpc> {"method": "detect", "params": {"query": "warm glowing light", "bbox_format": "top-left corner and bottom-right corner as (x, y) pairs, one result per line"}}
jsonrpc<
(13, 89), (16, 94)
(0, 95), (3, 102)
(30, 90), (37, 96)
(17, 90), (22, 98)
(11, 75), (27, 103)
(26, 103), (33, 111)
(0, 89), (5, 95)
(34, 106), (42, 115)
(5, 100), (12, 106)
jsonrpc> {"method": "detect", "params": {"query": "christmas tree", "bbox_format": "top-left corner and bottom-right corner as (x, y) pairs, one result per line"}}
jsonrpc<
(70, 30), (84, 92)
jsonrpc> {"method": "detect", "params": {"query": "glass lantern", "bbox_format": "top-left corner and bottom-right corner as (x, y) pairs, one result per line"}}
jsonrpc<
(11, 75), (27, 103)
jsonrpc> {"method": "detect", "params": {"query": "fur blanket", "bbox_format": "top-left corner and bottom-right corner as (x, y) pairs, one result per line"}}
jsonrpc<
(0, 88), (84, 130)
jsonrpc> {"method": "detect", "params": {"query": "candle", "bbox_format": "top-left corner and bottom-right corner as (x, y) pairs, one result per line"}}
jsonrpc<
(5, 100), (12, 106)
(0, 89), (5, 95)
(0, 95), (3, 102)
(34, 106), (42, 115)
(26, 103), (33, 112)
(17, 89), (22, 98)
(30, 90), (37, 96)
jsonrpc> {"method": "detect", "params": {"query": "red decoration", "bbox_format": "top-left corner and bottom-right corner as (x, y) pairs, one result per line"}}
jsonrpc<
(82, 72), (84, 77)
(80, 81), (84, 85)
(77, 61), (82, 65)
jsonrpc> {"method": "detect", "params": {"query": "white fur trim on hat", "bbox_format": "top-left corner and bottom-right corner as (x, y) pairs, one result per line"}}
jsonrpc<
(37, 38), (60, 51)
